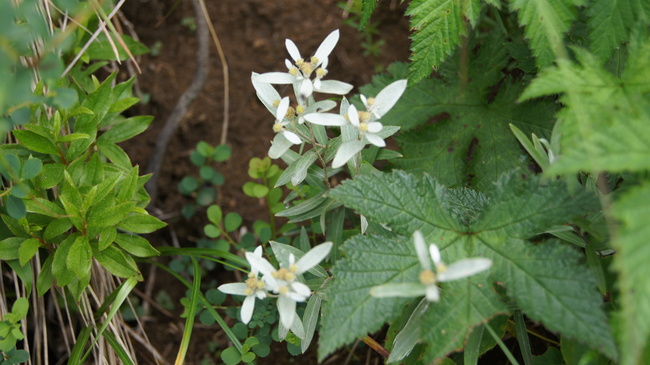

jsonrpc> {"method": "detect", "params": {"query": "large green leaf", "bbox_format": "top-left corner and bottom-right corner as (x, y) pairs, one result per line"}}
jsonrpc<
(509, 0), (582, 67)
(406, 0), (465, 81)
(318, 233), (418, 360)
(611, 184), (650, 365)
(520, 42), (650, 174)
(327, 170), (616, 358)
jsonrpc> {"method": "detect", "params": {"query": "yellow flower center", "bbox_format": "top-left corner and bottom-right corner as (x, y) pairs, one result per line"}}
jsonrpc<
(299, 62), (315, 76)
(315, 68), (327, 77)
(245, 276), (263, 292)
(419, 269), (436, 285)
(366, 97), (376, 106)
(285, 106), (296, 119)
(289, 67), (298, 76)
(274, 267), (297, 282)
(359, 122), (369, 132)
(272, 100), (280, 107)
(296, 105), (305, 115)
(358, 111), (371, 123)
(278, 285), (289, 294)
(273, 122), (284, 133)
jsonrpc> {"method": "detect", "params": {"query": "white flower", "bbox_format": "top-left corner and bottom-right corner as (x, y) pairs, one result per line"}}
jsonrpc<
(255, 30), (352, 100)
(273, 97), (302, 144)
(246, 242), (333, 330)
(370, 231), (492, 302)
(217, 246), (268, 324)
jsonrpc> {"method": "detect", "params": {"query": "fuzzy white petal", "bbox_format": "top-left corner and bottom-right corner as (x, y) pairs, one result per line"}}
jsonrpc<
(288, 282), (311, 301)
(303, 113), (347, 126)
(295, 242), (332, 275)
(299, 79), (313, 101)
(276, 97), (290, 121)
(251, 73), (281, 114)
(315, 80), (353, 95)
(425, 284), (440, 302)
(366, 122), (383, 133)
(437, 258), (492, 282)
(429, 244), (442, 267)
(217, 283), (248, 296)
(412, 231), (431, 271)
(278, 294), (297, 329)
(246, 250), (277, 277)
(360, 94), (369, 109)
(365, 133), (386, 147)
(332, 139), (366, 168)
(310, 100), (337, 113)
(347, 104), (359, 127)
(256, 72), (296, 84)
(285, 39), (301, 61)
(269, 133), (293, 159)
(373, 79), (408, 118)
(285, 59), (294, 70)
(313, 29), (339, 64)
(370, 283), (427, 298)
(283, 131), (302, 145)
(241, 295), (256, 324)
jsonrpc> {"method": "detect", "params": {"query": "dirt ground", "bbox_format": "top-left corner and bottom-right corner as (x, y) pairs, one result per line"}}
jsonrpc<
(118, 0), (411, 363)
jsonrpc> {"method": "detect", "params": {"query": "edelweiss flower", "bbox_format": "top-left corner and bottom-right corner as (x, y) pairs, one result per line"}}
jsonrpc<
(217, 246), (268, 324)
(246, 242), (333, 330)
(370, 231), (492, 302)
(255, 30), (352, 100)
(304, 79), (408, 168)
(273, 97), (302, 145)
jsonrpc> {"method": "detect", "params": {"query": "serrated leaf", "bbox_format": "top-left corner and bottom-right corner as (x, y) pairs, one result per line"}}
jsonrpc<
(611, 183), (650, 365)
(328, 170), (615, 357)
(509, 0), (582, 67)
(359, 0), (378, 29)
(520, 44), (650, 174)
(587, 0), (635, 61)
(420, 277), (507, 362)
(318, 233), (418, 360)
(407, 0), (464, 81)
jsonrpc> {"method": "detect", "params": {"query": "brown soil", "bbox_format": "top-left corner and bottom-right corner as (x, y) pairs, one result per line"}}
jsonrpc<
(118, 0), (411, 363)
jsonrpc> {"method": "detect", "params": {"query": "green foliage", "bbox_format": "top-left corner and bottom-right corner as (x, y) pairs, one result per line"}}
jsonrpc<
(0, 298), (29, 353)
(323, 171), (615, 360)
(179, 142), (230, 218)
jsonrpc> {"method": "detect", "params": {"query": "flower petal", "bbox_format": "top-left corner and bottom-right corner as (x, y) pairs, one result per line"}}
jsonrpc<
(299, 79), (313, 101)
(241, 295), (256, 324)
(246, 250), (277, 277)
(313, 29), (339, 64)
(256, 72), (296, 84)
(316, 80), (353, 95)
(429, 244), (442, 267)
(295, 241), (332, 275)
(373, 79), (407, 118)
(251, 73), (281, 114)
(437, 258), (492, 282)
(425, 284), (440, 302)
(366, 122), (383, 134)
(370, 282), (427, 298)
(217, 283), (248, 296)
(283, 130), (302, 145)
(303, 113), (347, 126)
(309, 100), (337, 113)
(288, 282), (311, 301)
(332, 139), (366, 168)
(347, 104), (359, 127)
(412, 231), (431, 271)
(360, 215), (368, 234)
(365, 133), (386, 147)
(276, 97), (290, 121)
(277, 294), (297, 329)
(285, 38), (301, 61)
(269, 133), (293, 159)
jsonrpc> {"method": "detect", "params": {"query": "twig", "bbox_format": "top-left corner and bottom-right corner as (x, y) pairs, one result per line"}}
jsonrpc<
(197, 0), (230, 146)
(145, 0), (210, 203)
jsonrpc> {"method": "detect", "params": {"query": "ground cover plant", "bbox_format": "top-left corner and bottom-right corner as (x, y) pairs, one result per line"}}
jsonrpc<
(2, 0), (650, 364)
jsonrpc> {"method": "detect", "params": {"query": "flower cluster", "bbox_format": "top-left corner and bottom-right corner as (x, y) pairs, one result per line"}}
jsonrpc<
(251, 29), (407, 172)
(370, 231), (492, 302)
(218, 242), (332, 336)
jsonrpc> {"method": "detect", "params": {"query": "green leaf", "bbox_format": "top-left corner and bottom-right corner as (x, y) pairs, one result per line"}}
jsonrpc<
(85, 33), (149, 61)
(114, 233), (160, 257)
(24, 197), (66, 217)
(243, 182), (269, 198)
(67, 235), (92, 278)
(117, 213), (166, 234)
(611, 183), (650, 365)
(509, 0), (582, 67)
(96, 140), (132, 170)
(178, 176), (199, 195)
(38, 163), (65, 189)
(6, 195), (26, 219)
(52, 235), (77, 286)
(12, 129), (58, 155)
(328, 170), (615, 358)
(213, 144), (232, 162)
(520, 45), (650, 174)
(92, 244), (140, 278)
(224, 212), (242, 233)
(21, 156), (42, 179)
(207, 205), (223, 225)
(318, 233), (417, 360)
(406, 0), (465, 81)
(587, 0), (645, 62)
(18, 238), (40, 267)
(87, 201), (137, 228)
(116, 166), (139, 202)
(221, 347), (241, 365)
(98, 115), (153, 143)
(0, 237), (23, 260)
